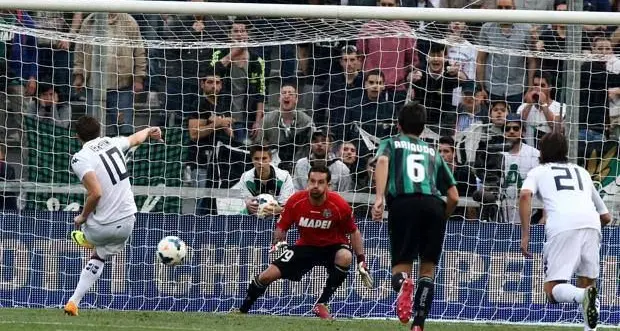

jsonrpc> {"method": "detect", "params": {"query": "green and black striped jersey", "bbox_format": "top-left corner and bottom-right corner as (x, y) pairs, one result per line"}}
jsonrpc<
(375, 134), (456, 199)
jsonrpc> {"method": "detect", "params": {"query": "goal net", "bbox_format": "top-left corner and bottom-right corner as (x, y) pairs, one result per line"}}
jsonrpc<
(0, 3), (619, 326)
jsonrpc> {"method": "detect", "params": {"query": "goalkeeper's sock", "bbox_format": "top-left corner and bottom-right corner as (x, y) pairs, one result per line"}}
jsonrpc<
(391, 272), (407, 293)
(412, 277), (435, 329)
(69, 259), (104, 305)
(317, 265), (349, 304)
(239, 277), (267, 313)
(552, 283), (585, 303)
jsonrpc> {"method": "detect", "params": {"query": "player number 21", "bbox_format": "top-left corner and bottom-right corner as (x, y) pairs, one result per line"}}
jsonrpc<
(406, 154), (425, 183)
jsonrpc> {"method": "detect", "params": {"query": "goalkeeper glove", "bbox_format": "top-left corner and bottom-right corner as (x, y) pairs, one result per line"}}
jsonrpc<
(356, 255), (373, 289)
(269, 241), (288, 254)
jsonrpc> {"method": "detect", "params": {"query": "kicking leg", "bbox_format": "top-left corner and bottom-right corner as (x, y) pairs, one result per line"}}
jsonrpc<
(314, 248), (352, 320)
(64, 253), (105, 316)
(391, 262), (414, 324)
(577, 277), (599, 331)
(411, 261), (436, 331)
(239, 265), (282, 313)
(545, 280), (597, 329)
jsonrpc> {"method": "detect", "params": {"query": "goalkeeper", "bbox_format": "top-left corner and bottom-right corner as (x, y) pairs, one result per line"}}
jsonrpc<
(231, 145), (295, 216)
(238, 164), (373, 319)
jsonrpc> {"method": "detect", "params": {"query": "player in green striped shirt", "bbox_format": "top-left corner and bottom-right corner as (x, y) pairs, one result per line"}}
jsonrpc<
(371, 101), (459, 331)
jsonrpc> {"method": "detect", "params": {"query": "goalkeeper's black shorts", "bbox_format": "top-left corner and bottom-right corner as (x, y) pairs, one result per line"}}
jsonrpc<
(272, 244), (351, 281)
(387, 194), (447, 267)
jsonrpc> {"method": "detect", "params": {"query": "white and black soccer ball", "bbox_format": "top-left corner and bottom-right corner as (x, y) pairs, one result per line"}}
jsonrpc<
(255, 193), (278, 218)
(156, 236), (187, 266)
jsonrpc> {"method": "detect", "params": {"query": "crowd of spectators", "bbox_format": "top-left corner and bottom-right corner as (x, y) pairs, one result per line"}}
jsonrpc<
(0, 0), (619, 221)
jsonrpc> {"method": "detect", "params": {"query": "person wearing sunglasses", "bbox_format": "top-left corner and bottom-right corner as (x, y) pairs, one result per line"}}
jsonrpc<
(501, 114), (541, 224)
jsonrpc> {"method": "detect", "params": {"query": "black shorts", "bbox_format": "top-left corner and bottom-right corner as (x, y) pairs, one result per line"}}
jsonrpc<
(387, 194), (447, 266)
(272, 244), (351, 281)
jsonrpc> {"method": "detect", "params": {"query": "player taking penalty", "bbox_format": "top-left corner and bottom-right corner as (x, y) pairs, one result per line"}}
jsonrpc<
(371, 102), (459, 331)
(520, 132), (611, 331)
(238, 164), (373, 319)
(64, 116), (163, 316)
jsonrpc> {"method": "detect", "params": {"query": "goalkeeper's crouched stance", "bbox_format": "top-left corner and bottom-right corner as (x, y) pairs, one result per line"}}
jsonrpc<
(238, 165), (373, 319)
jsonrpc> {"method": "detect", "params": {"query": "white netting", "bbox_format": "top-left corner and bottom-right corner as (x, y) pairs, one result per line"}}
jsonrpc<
(0, 4), (618, 327)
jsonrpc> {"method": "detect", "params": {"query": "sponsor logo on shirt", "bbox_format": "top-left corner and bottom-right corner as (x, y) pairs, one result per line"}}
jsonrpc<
(299, 217), (332, 229)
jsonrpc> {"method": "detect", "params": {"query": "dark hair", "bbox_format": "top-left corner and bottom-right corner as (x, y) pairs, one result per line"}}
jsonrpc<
(200, 62), (226, 80)
(490, 100), (511, 113)
(229, 18), (251, 31)
(364, 69), (385, 83)
(428, 42), (447, 55)
(75, 116), (101, 142)
(438, 136), (455, 151)
(308, 164), (331, 183)
(533, 71), (554, 88)
(539, 132), (569, 164)
(281, 81), (298, 93)
(37, 83), (55, 95)
(249, 145), (272, 157)
(398, 101), (426, 136)
(341, 44), (358, 56)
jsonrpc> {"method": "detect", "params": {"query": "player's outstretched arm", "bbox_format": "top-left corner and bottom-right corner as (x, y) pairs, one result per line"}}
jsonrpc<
(127, 127), (163, 148)
(519, 189), (533, 258)
(444, 186), (459, 220)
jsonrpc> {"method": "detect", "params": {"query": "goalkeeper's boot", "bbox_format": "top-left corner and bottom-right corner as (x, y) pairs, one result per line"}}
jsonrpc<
(71, 230), (94, 249)
(396, 278), (414, 324)
(582, 286), (599, 330)
(64, 301), (79, 316)
(312, 303), (333, 320)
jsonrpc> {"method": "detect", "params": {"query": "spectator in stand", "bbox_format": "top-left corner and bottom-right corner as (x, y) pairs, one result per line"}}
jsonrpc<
(517, 72), (565, 148)
(26, 83), (71, 129)
(0, 10), (37, 142)
(501, 114), (540, 224)
(410, 42), (467, 137)
(345, 69), (396, 161)
(314, 45), (364, 141)
(439, 136), (476, 197)
(477, 0), (536, 113)
(439, 0), (495, 7)
(0, 144), (16, 210)
(186, 64), (235, 215)
(255, 83), (314, 173)
(580, 36), (620, 142)
(32, 11), (82, 102)
(293, 131), (351, 192)
(534, 0), (569, 88)
(163, 8), (217, 126)
(210, 19), (266, 145)
(456, 83), (489, 132)
(232, 145), (295, 216)
(74, 13), (146, 136)
(438, 135), (477, 219)
(356, 0), (417, 104)
(444, 21), (477, 108)
(337, 141), (369, 192)
(514, 0), (553, 10)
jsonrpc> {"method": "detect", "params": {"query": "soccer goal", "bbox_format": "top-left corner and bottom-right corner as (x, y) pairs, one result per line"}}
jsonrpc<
(0, 0), (619, 327)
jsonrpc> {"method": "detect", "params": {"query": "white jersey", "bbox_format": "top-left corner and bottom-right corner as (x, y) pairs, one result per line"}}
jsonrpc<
(521, 162), (608, 239)
(232, 166), (296, 206)
(71, 137), (137, 225)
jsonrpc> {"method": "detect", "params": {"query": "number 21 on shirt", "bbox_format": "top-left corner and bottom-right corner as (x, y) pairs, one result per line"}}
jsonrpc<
(406, 154), (425, 183)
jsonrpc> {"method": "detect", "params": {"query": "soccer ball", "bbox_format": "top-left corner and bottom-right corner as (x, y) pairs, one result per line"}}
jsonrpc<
(256, 193), (278, 218)
(156, 236), (187, 266)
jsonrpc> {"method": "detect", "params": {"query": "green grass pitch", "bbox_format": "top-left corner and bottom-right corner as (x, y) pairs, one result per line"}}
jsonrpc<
(0, 308), (614, 331)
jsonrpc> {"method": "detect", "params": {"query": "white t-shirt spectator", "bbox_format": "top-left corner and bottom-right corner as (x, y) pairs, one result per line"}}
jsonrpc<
(517, 100), (566, 146)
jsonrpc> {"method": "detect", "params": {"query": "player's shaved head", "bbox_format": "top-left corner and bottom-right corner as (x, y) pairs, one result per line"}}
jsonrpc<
(75, 116), (101, 142)
(539, 132), (568, 164)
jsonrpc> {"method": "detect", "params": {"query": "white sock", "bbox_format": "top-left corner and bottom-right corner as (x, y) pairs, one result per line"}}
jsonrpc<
(551, 283), (585, 304)
(69, 259), (104, 305)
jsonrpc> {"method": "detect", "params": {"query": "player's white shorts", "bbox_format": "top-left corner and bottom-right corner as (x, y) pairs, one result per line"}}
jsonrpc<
(543, 228), (601, 282)
(83, 215), (136, 259)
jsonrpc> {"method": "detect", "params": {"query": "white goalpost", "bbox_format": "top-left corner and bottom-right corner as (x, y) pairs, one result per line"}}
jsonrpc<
(0, 0), (618, 328)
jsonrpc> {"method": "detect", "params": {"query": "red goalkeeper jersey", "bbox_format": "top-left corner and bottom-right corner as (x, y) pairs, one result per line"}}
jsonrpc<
(276, 191), (357, 247)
